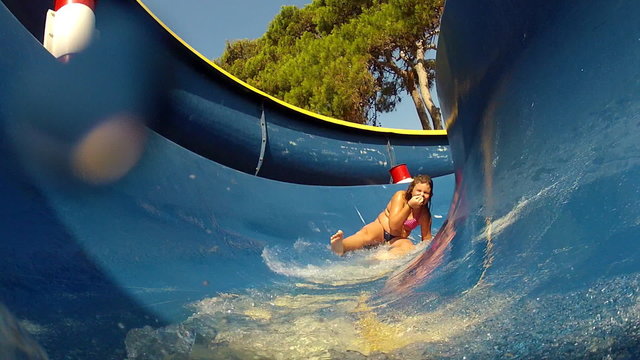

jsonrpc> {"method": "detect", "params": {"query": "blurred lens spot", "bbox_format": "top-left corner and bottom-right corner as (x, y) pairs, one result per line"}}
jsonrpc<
(71, 114), (146, 184)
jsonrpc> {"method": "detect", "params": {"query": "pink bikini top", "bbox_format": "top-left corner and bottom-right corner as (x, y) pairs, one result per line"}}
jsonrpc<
(403, 218), (419, 230)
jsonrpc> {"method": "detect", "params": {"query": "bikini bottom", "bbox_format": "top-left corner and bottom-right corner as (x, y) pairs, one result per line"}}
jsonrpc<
(383, 230), (398, 242)
(363, 230), (398, 250)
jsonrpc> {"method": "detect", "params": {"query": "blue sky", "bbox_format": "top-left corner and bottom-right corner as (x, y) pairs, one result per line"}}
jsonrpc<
(141, 0), (424, 130)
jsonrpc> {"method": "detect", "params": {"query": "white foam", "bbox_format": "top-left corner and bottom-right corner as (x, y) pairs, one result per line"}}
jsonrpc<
(474, 182), (559, 242)
(261, 242), (427, 286)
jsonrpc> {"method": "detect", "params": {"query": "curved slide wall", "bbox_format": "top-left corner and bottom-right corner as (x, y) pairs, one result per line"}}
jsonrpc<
(0, 1), (452, 358)
(133, 0), (452, 186)
(2, 0), (640, 359)
(387, 0), (640, 357)
(2, 0), (452, 187)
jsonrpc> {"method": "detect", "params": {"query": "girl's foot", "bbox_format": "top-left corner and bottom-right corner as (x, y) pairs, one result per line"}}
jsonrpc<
(330, 230), (344, 255)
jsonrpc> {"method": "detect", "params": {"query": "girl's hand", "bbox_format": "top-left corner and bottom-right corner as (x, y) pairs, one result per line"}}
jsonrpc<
(408, 195), (425, 209)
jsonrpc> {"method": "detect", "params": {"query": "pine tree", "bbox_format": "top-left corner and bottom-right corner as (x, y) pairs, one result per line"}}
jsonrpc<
(216, 0), (444, 129)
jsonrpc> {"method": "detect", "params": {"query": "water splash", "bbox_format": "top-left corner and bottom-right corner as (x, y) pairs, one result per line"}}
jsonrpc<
(261, 240), (428, 286)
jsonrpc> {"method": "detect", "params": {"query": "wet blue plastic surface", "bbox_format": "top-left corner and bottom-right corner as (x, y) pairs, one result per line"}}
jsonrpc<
(2, 0), (640, 358)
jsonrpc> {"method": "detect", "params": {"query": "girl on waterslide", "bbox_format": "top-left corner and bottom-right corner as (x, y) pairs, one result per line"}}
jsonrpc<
(330, 174), (433, 258)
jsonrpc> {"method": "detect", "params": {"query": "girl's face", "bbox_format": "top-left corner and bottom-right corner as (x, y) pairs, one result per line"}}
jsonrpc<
(412, 182), (432, 199)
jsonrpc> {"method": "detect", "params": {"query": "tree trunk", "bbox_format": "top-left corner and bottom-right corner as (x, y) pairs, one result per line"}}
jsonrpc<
(415, 42), (443, 130)
(415, 65), (443, 130)
(406, 78), (433, 130)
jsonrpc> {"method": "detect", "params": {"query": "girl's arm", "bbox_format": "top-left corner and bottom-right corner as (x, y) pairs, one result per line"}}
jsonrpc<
(388, 191), (411, 235)
(421, 211), (432, 241)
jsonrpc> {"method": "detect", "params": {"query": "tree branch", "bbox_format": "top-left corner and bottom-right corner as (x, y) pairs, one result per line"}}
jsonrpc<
(380, 57), (406, 79)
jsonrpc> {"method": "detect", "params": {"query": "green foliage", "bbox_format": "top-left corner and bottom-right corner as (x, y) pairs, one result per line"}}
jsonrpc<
(215, 0), (444, 126)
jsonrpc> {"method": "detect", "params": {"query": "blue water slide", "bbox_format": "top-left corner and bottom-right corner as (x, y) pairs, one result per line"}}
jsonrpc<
(0, 1), (452, 358)
(2, 0), (452, 187)
(132, 1), (452, 185)
(2, 0), (640, 359)
(397, 0), (640, 357)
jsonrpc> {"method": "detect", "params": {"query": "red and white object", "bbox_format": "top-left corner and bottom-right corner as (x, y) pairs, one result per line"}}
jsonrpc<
(43, 0), (96, 62)
(389, 164), (413, 184)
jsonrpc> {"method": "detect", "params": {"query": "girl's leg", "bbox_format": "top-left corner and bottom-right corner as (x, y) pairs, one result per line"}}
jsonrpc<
(387, 238), (415, 256)
(371, 238), (416, 261)
(330, 222), (384, 255)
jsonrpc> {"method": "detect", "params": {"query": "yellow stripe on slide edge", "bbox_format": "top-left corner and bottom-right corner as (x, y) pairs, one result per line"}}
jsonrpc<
(136, 0), (447, 137)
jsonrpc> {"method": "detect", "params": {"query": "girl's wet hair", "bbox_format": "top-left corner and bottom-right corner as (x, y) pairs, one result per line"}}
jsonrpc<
(404, 174), (433, 210)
